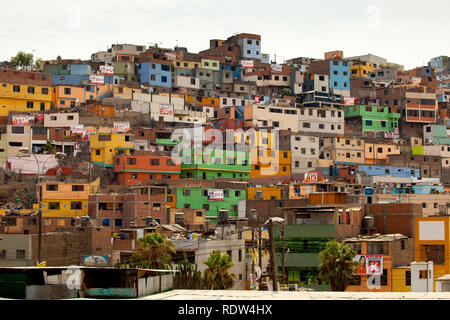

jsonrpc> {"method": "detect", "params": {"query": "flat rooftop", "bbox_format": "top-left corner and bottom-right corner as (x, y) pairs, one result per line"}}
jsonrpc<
(139, 290), (450, 300)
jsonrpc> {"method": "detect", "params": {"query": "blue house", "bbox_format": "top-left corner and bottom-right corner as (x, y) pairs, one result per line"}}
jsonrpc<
(220, 63), (242, 79)
(329, 60), (350, 93)
(239, 37), (262, 60)
(358, 165), (421, 178)
(139, 61), (172, 88)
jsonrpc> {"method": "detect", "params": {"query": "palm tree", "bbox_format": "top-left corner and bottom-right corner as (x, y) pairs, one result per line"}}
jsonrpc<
(203, 251), (235, 290)
(126, 232), (175, 270)
(175, 256), (203, 289)
(318, 240), (358, 291)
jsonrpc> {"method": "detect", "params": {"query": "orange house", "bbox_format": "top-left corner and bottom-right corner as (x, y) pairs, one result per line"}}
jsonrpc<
(344, 234), (413, 292)
(52, 85), (86, 108)
(114, 154), (181, 186)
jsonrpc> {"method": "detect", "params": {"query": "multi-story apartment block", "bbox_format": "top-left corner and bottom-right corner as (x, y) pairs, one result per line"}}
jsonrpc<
(345, 105), (400, 133)
(0, 69), (52, 117)
(298, 106), (344, 135)
(90, 133), (134, 167)
(310, 59), (351, 97)
(321, 137), (366, 165)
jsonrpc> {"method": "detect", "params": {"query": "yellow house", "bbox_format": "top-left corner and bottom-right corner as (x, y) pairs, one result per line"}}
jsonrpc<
(414, 216), (450, 291)
(324, 137), (365, 165)
(247, 186), (282, 200)
(234, 130), (291, 177)
(90, 133), (134, 167)
(201, 59), (221, 71)
(0, 70), (52, 117)
(52, 85), (86, 108)
(350, 61), (376, 78)
(365, 143), (401, 165)
(113, 85), (143, 99)
(289, 184), (318, 199)
(38, 178), (100, 217)
(174, 60), (201, 69)
(392, 266), (412, 292)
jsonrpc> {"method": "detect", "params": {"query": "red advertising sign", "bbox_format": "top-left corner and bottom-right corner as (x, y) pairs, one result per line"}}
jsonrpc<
(207, 189), (224, 201)
(354, 254), (383, 276)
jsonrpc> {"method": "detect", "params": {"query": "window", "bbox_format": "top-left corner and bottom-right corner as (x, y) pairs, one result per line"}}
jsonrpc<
(28, 86), (35, 94)
(423, 245), (445, 264)
(13, 85), (20, 92)
(381, 270), (388, 286)
(64, 88), (71, 95)
(72, 185), (84, 191)
(115, 219), (123, 227)
(405, 271), (411, 286)
(151, 74), (156, 81)
(184, 204), (191, 209)
(41, 87), (49, 94)
(161, 76), (167, 83)
(16, 250), (26, 259)
(11, 126), (24, 134)
(98, 135), (111, 141)
(203, 204), (209, 211)
(183, 190), (190, 196)
(49, 202), (60, 210)
(127, 158), (137, 165)
(26, 101), (34, 109)
(95, 150), (101, 156)
(71, 201), (82, 210)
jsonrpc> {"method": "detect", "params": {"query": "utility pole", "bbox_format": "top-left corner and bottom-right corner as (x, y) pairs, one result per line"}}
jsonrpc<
(251, 228), (255, 274)
(281, 223), (286, 285)
(258, 224), (262, 281)
(267, 218), (278, 292)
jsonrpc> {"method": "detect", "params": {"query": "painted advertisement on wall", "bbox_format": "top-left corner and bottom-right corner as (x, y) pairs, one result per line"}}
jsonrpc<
(83, 255), (109, 267)
(113, 122), (131, 133)
(12, 116), (34, 126)
(353, 254), (383, 276)
(90, 75), (105, 84)
(241, 60), (254, 68)
(271, 64), (283, 72)
(344, 97), (355, 106)
(207, 189), (224, 201)
(70, 125), (84, 135)
(159, 104), (174, 115)
(412, 77), (422, 86)
(100, 65), (114, 75)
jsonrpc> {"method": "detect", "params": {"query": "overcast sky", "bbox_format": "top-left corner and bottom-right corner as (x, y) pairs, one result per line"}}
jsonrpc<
(1, 0), (449, 70)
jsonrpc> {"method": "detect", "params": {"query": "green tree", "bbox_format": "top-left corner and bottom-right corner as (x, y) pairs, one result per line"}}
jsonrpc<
(10, 51), (34, 70)
(280, 88), (293, 97)
(175, 256), (204, 289)
(127, 232), (175, 270)
(43, 140), (56, 154)
(318, 240), (358, 291)
(203, 251), (235, 290)
(34, 58), (42, 69)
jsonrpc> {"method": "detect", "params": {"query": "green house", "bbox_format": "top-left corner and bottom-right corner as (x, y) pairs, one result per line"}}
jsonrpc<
(179, 148), (251, 180)
(345, 105), (400, 133)
(273, 224), (334, 291)
(176, 187), (246, 220)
